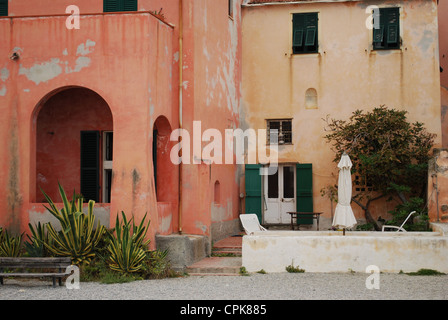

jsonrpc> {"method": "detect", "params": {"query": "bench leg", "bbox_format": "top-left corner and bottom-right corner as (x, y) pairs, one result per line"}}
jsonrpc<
(52, 277), (56, 288)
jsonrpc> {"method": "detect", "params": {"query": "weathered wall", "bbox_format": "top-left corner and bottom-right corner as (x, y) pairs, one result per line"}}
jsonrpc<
(0, 12), (175, 244)
(177, 0), (243, 240)
(242, 0), (441, 225)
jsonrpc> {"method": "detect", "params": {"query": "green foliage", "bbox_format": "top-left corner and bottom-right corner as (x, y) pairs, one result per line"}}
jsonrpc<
(141, 249), (173, 279)
(324, 106), (435, 229)
(24, 222), (52, 257)
(286, 263), (305, 273)
(387, 197), (429, 231)
(406, 269), (446, 276)
(0, 228), (23, 257)
(324, 106), (435, 197)
(40, 183), (106, 266)
(106, 211), (151, 274)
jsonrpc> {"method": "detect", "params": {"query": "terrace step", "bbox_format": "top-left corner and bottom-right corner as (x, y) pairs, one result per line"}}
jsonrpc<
(186, 235), (243, 276)
(186, 257), (242, 276)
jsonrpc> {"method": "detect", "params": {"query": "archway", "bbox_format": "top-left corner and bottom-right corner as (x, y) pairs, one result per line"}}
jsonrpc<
(153, 116), (175, 202)
(33, 87), (113, 203)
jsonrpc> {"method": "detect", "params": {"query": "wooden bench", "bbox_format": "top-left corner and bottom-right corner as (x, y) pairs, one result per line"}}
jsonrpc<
(0, 257), (72, 287)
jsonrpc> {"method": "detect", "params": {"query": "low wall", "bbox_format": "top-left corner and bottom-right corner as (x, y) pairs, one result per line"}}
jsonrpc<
(242, 231), (448, 273)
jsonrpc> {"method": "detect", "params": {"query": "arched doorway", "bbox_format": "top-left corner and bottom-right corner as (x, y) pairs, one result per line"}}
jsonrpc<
(33, 87), (113, 203)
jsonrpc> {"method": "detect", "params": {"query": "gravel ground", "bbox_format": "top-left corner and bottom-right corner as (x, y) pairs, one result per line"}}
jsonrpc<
(1, 272), (447, 300)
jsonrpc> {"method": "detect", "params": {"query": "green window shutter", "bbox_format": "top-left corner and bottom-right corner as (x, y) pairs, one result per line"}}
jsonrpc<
(81, 131), (100, 202)
(245, 164), (263, 223)
(0, 0), (7, 16)
(296, 163), (313, 224)
(373, 7), (400, 50)
(292, 13), (318, 54)
(293, 30), (304, 47)
(104, 0), (119, 12)
(104, 0), (137, 12)
(123, 0), (137, 11)
(373, 26), (384, 43)
(305, 27), (316, 46)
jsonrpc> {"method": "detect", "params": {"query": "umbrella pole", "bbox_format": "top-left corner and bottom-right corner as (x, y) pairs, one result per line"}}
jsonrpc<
(343, 228), (346, 236)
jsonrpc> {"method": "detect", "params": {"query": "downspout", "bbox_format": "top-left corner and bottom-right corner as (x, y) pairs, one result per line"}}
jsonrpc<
(178, 0), (183, 234)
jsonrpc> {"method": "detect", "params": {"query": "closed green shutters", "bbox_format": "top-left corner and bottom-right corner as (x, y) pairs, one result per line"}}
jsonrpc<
(373, 7), (400, 50)
(104, 0), (137, 12)
(0, 0), (7, 16)
(81, 131), (100, 202)
(296, 163), (313, 224)
(245, 164), (263, 222)
(292, 13), (318, 54)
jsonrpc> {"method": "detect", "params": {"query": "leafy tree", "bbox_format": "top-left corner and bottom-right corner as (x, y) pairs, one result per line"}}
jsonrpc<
(324, 106), (436, 230)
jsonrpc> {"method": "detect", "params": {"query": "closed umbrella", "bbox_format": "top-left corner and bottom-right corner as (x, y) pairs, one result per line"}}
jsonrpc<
(332, 153), (357, 235)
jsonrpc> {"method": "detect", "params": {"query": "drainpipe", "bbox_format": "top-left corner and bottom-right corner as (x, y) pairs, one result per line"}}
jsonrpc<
(178, 0), (184, 234)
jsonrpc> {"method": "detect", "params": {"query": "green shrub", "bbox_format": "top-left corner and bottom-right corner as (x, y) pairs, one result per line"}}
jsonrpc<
(24, 222), (52, 257)
(106, 211), (150, 274)
(40, 183), (106, 265)
(0, 228), (23, 257)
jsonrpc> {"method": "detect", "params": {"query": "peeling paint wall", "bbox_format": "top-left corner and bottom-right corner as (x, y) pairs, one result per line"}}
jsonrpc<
(242, 0), (442, 224)
(0, 12), (175, 245)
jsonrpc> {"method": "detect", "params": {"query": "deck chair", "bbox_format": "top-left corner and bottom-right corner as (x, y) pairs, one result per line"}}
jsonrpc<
(240, 214), (267, 235)
(382, 211), (416, 232)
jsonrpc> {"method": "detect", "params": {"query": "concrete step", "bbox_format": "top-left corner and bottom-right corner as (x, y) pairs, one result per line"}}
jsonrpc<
(186, 257), (242, 276)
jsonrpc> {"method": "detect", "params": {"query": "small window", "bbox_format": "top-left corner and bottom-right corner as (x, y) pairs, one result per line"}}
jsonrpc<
(214, 181), (221, 204)
(0, 0), (8, 16)
(292, 13), (318, 54)
(228, 0), (233, 18)
(104, 0), (137, 13)
(267, 119), (292, 145)
(373, 7), (400, 50)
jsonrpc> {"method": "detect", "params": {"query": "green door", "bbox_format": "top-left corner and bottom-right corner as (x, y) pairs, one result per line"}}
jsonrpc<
(245, 164), (263, 222)
(296, 163), (313, 224)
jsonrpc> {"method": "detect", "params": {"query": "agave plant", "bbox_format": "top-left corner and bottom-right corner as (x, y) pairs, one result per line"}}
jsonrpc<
(25, 222), (52, 257)
(0, 228), (23, 257)
(106, 211), (150, 274)
(40, 183), (105, 265)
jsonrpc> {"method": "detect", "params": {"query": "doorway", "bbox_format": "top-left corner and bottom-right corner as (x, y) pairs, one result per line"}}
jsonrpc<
(264, 164), (296, 224)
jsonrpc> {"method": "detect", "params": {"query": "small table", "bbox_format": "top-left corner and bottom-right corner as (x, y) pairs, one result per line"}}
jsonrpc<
(287, 212), (323, 231)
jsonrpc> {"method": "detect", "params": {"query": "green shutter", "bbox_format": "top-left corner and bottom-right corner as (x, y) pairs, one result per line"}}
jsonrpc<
(0, 0), (7, 16)
(123, 0), (137, 11)
(104, 0), (119, 12)
(104, 0), (137, 12)
(305, 27), (316, 46)
(245, 164), (263, 222)
(373, 7), (400, 50)
(373, 26), (384, 43)
(292, 13), (318, 54)
(296, 163), (313, 224)
(81, 131), (100, 202)
(293, 30), (304, 47)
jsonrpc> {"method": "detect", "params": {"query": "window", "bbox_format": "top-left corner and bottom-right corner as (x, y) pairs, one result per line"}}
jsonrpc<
(292, 13), (318, 54)
(267, 119), (292, 145)
(373, 7), (400, 50)
(104, 0), (137, 13)
(103, 131), (113, 203)
(228, 0), (233, 18)
(214, 181), (221, 204)
(81, 131), (100, 202)
(0, 0), (7, 16)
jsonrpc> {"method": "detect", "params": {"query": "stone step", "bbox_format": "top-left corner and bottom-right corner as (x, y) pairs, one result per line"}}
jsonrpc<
(186, 257), (242, 276)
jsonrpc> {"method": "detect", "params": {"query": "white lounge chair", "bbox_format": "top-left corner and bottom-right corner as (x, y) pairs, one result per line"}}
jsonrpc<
(382, 211), (416, 232)
(240, 214), (267, 235)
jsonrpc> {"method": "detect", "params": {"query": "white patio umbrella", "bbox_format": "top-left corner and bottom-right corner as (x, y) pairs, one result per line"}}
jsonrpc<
(332, 153), (357, 235)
